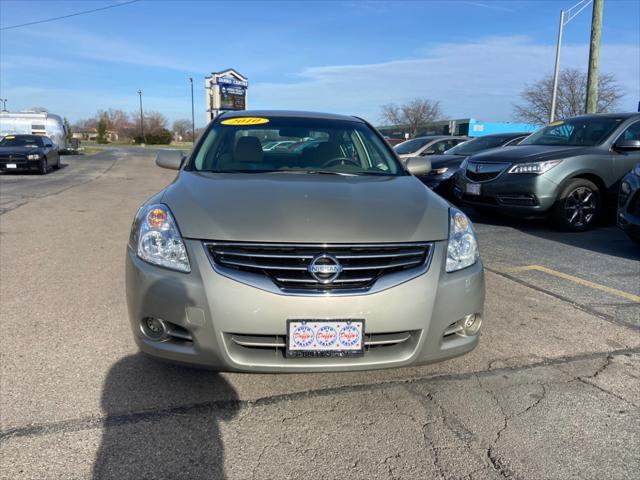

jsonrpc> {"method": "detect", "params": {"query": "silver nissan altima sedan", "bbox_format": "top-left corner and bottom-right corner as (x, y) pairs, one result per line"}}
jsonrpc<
(126, 111), (484, 372)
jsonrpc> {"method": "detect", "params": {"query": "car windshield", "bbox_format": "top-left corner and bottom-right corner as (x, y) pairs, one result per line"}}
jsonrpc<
(191, 116), (404, 176)
(393, 138), (431, 154)
(447, 135), (517, 155)
(520, 117), (623, 147)
(0, 136), (43, 147)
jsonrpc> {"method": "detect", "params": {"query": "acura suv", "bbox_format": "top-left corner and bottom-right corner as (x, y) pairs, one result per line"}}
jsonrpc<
(455, 113), (640, 231)
(126, 111), (484, 372)
(416, 132), (529, 198)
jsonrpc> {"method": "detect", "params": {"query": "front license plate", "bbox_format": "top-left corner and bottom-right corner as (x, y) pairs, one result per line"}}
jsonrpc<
(287, 320), (365, 357)
(466, 183), (481, 195)
(6, 164), (17, 169)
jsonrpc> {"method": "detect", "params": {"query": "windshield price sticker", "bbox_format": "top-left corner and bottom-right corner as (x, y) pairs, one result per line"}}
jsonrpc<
(221, 117), (269, 126)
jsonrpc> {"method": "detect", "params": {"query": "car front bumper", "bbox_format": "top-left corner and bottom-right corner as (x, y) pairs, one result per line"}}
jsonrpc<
(455, 171), (560, 216)
(617, 173), (640, 240)
(0, 159), (41, 171)
(126, 239), (485, 372)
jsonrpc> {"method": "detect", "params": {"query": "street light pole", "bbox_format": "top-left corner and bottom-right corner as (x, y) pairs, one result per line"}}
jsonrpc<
(137, 89), (144, 143)
(189, 77), (195, 143)
(549, 0), (593, 123)
(549, 10), (565, 123)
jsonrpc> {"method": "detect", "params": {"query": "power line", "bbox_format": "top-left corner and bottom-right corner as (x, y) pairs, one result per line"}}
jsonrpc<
(0, 0), (141, 31)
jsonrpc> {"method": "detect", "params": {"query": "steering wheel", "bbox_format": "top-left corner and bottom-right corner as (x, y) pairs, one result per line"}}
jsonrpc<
(321, 157), (361, 168)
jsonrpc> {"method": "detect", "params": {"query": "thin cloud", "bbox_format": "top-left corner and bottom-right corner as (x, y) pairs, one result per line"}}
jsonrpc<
(458, 1), (517, 12)
(249, 36), (639, 122)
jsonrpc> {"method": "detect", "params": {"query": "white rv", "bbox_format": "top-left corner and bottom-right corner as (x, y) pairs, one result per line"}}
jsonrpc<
(0, 111), (68, 151)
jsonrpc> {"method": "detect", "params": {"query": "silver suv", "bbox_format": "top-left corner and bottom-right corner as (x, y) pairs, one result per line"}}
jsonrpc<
(126, 111), (484, 372)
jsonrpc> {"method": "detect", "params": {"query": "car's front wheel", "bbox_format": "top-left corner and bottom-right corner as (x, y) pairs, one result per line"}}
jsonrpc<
(551, 178), (601, 231)
(39, 158), (48, 175)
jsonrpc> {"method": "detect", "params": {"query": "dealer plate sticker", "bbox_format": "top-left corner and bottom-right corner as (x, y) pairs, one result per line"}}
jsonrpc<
(287, 320), (364, 356)
(466, 183), (481, 195)
(6, 164), (17, 169)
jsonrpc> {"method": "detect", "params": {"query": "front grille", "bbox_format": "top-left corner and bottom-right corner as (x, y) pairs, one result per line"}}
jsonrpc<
(0, 154), (26, 161)
(465, 170), (501, 182)
(228, 331), (415, 351)
(465, 162), (510, 182)
(206, 242), (432, 292)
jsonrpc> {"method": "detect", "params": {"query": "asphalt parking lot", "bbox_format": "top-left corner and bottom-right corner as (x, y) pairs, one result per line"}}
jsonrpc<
(1, 149), (638, 480)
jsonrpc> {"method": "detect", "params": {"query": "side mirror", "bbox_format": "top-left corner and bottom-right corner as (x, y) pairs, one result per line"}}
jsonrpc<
(156, 149), (185, 170)
(614, 139), (640, 152)
(406, 157), (431, 176)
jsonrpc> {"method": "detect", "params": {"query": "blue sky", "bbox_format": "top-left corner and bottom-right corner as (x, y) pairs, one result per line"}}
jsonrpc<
(1, 0), (638, 127)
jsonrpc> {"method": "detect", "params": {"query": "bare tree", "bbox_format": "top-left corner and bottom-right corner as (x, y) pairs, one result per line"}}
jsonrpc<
(380, 98), (443, 137)
(172, 119), (192, 141)
(513, 69), (623, 124)
(132, 110), (168, 134)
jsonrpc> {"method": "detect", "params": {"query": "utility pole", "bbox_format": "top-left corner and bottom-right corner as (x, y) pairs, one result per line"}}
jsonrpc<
(137, 89), (144, 143)
(189, 77), (195, 143)
(585, 0), (604, 113)
(549, 9), (565, 123)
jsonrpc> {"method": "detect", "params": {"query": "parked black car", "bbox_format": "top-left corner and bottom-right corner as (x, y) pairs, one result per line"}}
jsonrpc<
(416, 132), (529, 198)
(0, 134), (60, 174)
(618, 163), (640, 245)
(455, 113), (640, 231)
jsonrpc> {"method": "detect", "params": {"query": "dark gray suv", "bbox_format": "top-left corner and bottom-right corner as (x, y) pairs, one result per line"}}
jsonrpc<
(455, 113), (640, 231)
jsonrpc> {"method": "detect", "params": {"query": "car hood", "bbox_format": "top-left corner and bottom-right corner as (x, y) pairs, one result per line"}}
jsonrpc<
(0, 146), (43, 155)
(468, 145), (592, 164)
(161, 171), (450, 243)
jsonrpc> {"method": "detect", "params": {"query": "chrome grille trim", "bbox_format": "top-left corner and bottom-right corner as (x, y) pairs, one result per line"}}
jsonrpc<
(229, 331), (413, 349)
(203, 241), (436, 296)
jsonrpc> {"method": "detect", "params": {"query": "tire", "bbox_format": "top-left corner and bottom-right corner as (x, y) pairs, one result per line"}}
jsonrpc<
(53, 157), (60, 170)
(551, 178), (601, 231)
(40, 158), (48, 175)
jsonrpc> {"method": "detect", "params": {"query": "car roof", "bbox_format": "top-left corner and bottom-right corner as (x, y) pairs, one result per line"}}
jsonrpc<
(2, 134), (42, 139)
(479, 132), (531, 139)
(219, 110), (364, 123)
(566, 112), (640, 121)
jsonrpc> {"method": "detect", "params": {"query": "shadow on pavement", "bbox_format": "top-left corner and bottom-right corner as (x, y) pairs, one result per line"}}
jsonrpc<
(464, 206), (640, 261)
(92, 355), (239, 480)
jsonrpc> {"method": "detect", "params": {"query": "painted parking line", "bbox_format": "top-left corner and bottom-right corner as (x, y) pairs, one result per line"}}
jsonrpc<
(501, 265), (640, 303)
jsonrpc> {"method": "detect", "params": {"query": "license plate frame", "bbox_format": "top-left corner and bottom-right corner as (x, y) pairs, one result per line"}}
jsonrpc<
(466, 182), (481, 195)
(286, 319), (365, 357)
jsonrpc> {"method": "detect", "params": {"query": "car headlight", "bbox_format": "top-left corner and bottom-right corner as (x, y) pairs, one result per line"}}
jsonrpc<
(633, 164), (640, 176)
(27, 153), (41, 160)
(508, 160), (561, 174)
(129, 203), (190, 272)
(446, 208), (479, 273)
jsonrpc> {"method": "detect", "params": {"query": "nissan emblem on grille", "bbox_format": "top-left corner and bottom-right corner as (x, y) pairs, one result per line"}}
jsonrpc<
(307, 254), (343, 284)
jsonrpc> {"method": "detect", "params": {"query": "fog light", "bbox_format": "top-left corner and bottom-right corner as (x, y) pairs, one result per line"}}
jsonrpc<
(458, 313), (482, 336)
(140, 316), (168, 341)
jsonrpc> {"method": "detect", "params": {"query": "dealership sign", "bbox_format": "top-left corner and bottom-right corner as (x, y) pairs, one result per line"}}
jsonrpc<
(205, 69), (249, 120)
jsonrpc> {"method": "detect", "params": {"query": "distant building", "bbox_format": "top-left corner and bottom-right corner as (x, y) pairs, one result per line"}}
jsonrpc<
(378, 118), (541, 140)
